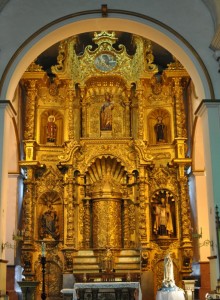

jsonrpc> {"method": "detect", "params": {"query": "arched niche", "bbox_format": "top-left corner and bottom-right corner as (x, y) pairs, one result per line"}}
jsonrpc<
(148, 108), (171, 144)
(37, 190), (62, 241)
(40, 109), (63, 145)
(84, 156), (137, 249)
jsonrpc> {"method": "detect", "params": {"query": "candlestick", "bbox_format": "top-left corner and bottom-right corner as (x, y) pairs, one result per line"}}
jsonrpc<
(41, 255), (47, 300)
(41, 242), (46, 257)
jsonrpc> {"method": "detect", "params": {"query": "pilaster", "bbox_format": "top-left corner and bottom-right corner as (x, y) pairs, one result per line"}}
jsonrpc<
(0, 101), (16, 259)
(196, 100), (220, 278)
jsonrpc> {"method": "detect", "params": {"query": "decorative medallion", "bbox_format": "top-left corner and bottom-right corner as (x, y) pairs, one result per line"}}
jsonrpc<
(94, 53), (117, 72)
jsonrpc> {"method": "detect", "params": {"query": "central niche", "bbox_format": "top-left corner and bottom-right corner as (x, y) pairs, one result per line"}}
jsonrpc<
(87, 156), (126, 249)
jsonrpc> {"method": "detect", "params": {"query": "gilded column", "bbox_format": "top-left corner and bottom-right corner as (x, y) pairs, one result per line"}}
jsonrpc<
(144, 170), (150, 246)
(23, 79), (37, 141)
(173, 77), (187, 139)
(136, 88), (144, 140)
(65, 167), (75, 247)
(21, 169), (35, 278)
(66, 79), (75, 140)
(179, 176), (193, 276)
(123, 198), (130, 248)
(80, 86), (86, 137)
(124, 90), (131, 137)
(77, 174), (90, 248)
(83, 198), (91, 249)
(23, 169), (35, 245)
(138, 167), (148, 247)
(179, 176), (191, 242)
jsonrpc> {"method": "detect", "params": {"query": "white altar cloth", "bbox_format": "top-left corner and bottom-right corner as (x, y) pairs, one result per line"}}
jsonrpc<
(156, 290), (185, 300)
(61, 288), (78, 300)
(75, 282), (142, 300)
(62, 282), (142, 300)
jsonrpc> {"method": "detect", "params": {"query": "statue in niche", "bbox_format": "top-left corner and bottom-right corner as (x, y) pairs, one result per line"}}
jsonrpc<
(100, 248), (114, 272)
(154, 116), (166, 143)
(46, 115), (57, 142)
(100, 93), (114, 131)
(39, 202), (60, 240)
(153, 197), (173, 236)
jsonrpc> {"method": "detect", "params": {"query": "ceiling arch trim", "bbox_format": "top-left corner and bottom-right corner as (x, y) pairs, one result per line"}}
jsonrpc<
(0, 9), (214, 101)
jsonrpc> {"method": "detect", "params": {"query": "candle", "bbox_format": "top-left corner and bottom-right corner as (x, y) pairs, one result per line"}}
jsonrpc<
(41, 242), (46, 257)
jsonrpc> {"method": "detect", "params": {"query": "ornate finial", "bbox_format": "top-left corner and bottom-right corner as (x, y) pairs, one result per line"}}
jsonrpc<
(93, 31), (117, 46)
(26, 60), (43, 72)
(167, 56), (184, 70)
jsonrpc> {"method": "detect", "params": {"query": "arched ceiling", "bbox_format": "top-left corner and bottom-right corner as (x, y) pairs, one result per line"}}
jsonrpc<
(1, 17), (213, 101)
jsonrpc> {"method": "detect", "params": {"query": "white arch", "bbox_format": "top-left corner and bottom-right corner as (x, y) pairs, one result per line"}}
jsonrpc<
(0, 15), (213, 102)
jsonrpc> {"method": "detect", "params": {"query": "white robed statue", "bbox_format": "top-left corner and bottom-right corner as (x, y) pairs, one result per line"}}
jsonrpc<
(163, 253), (175, 288)
(157, 254), (185, 300)
(159, 253), (183, 292)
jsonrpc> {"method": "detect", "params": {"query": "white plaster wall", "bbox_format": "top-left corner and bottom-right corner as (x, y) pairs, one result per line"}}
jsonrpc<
(0, 103), (16, 260)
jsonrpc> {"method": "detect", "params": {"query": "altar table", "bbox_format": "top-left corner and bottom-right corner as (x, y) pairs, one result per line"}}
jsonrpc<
(62, 282), (142, 300)
(156, 290), (185, 300)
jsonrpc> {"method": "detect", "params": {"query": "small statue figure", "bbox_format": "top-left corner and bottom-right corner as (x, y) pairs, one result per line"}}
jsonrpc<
(154, 116), (166, 143)
(101, 248), (114, 272)
(46, 115), (57, 143)
(153, 198), (173, 236)
(100, 93), (114, 131)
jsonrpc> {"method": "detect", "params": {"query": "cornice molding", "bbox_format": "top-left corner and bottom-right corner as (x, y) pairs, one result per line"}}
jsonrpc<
(195, 99), (220, 117)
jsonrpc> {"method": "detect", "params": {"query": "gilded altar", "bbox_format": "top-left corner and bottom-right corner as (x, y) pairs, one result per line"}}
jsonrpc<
(19, 31), (193, 299)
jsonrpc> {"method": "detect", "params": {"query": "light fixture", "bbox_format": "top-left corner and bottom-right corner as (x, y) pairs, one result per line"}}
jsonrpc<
(192, 227), (202, 239)
(1, 230), (24, 251)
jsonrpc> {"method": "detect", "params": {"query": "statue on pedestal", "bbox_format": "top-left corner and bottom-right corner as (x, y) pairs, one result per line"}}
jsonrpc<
(158, 253), (183, 293)
(162, 253), (175, 288)
(156, 254), (185, 300)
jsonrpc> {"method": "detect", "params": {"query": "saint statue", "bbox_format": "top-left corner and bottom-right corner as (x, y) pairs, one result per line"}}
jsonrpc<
(153, 198), (173, 236)
(39, 203), (60, 240)
(154, 116), (166, 143)
(100, 93), (114, 131)
(46, 115), (57, 143)
(101, 248), (114, 272)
